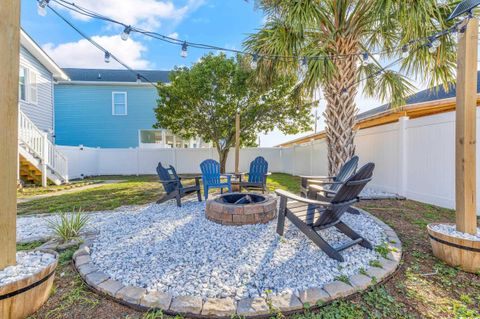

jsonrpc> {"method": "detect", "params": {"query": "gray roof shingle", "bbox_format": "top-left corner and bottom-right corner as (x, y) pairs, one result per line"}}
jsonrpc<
(62, 68), (170, 83)
(358, 71), (480, 120)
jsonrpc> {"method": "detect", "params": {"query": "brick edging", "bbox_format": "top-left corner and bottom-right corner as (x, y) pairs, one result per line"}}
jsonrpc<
(73, 207), (402, 318)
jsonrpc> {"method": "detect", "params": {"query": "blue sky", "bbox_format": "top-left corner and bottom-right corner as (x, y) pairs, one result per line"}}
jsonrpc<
(21, 0), (401, 146)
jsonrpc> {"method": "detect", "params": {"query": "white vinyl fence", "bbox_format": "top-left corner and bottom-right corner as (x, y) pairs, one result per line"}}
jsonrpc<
(57, 108), (480, 214)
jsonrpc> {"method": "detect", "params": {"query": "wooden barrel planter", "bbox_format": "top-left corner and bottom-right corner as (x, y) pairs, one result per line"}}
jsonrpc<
(427, 223), (480, 273)
(0, 250), (58, 319)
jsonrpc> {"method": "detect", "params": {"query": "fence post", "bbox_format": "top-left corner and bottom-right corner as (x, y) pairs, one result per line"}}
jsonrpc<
(41, 132), (48, 187)
(310, 139), (314, 175)
(397, 116), (409, 197)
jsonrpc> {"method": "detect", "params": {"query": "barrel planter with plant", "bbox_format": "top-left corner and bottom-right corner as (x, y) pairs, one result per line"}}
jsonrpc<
(0, 250), (58, 319)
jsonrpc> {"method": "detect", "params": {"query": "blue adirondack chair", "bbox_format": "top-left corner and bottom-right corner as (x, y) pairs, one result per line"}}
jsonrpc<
(200, 159), (232, 199)
(239, 156), (269, 193)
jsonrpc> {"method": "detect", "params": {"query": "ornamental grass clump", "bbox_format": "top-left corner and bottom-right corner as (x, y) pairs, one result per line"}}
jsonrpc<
(47, 209), (89, 242)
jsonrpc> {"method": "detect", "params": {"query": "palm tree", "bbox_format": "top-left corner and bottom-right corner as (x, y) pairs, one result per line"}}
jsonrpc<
(245, 0), (458, 174)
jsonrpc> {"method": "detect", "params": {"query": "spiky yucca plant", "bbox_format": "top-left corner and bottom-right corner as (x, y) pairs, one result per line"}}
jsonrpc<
(245, 0), (459, 174)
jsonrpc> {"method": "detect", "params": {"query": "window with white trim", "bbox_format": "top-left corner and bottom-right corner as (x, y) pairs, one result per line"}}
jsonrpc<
(112, 92), (127, 115)
(19, 67), (27, 102)
(29, 71), (38, 104)
(18, 67), (38, 104)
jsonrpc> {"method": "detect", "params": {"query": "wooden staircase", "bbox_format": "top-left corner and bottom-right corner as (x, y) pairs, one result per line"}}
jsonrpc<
(18, 110), (68, 186)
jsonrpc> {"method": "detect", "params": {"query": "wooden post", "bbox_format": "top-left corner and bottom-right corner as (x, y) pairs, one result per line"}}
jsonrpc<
(0, 1), (21, 269)
(235, 111), (240, 174)
(455, 18), (478, 235)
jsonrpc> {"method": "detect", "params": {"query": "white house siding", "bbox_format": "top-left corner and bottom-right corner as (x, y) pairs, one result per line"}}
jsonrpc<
(19, 45), (54, 136)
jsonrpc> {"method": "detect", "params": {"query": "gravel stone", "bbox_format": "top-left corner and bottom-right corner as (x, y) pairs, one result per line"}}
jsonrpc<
(323, 281), (354, 299)
(201, 297), (236, 317)
(431, 224), (480, 241)
(0, 251), (56, 286)
(170, 295), (203, 314)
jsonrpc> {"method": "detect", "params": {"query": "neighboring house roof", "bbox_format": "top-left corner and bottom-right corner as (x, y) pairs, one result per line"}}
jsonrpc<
(277, 74), (480, 147)
(61, 68), (170, 84)
(20, 29), (69, 81)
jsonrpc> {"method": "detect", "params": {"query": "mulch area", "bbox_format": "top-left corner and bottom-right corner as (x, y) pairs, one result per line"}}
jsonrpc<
(30, 199), (480, 319)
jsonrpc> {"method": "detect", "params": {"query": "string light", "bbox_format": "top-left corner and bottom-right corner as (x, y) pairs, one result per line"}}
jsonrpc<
(341, 88), (349, 99)
(136, 74), (142, 83)
(427, 43), (438, 54)
(46, 0), (466, 64)
(181, 42), (188, 58)
(104, 51), (111, 63)
(362, 52), (370, 65)
(37, 0), (49, 16)
(121, 26), (132, 41)
(300, 57), (308, 76)
(430, 37), (441, 48)
(251, 54), (259, 70)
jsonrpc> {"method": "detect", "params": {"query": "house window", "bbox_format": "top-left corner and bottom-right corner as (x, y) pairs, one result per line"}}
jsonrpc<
(18, 67), (38, 104)
(19, 67), (27, 102)
(112, 92), (127, 115)
(29, 71), (38, 104)
(140, 130), (163, 144)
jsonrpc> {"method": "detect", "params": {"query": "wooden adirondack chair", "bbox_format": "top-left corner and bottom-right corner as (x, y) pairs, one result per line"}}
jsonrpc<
(276, 163), (375, 262)
(200, 159), (232, 199)
(239, 156), (270, 193)
(156, 162), (202, 207)
(300, 156), (359, 198)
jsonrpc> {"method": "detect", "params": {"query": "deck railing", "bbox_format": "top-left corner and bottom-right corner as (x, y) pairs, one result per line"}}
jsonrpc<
(18, 110), (68, 183)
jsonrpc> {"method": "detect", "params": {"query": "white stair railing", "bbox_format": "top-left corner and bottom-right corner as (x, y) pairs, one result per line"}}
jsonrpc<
(18, 110), (68, 183)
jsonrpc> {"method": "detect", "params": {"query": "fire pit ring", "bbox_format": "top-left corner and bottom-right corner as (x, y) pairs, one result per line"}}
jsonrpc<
(205, 192), (277, 226)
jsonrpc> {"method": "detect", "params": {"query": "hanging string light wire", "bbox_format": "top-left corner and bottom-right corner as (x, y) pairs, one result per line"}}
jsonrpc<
(40, 0), (468, 94)
(46, 4), (158, 88)
(46, 0), (465, 62)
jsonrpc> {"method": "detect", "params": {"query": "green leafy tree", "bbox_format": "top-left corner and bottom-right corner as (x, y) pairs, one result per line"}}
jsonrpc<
(154, 53), (313, 172)
(244, 0), (458, 174)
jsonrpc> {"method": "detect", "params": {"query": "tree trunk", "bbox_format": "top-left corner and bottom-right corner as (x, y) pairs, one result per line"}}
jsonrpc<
(323, 37), (359, 175)
(218, 148), (229, 174)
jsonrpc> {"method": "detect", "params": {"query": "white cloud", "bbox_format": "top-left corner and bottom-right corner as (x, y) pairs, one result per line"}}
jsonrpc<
(57, 0), (206, 30)
(43, 35), (152, 69)
(167, 32), (179, 39)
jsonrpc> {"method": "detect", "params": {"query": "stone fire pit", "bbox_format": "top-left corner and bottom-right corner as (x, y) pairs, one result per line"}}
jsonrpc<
(205, 193), (277, 225)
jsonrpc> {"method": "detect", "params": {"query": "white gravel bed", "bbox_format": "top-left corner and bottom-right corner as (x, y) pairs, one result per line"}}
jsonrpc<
(431, 224), (480, 241)
(360, 188), (399, 199)
(0, 251), (56, 286)
(16, 206), (144, 243)
(87, 201), (387, 300)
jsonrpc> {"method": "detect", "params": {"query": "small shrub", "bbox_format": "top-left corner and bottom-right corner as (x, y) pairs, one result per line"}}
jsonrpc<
(47, 209), (89, 242)
(335, 275), (350, 285)
(369, 260), (382, 268)
(375, 242), (390, 258)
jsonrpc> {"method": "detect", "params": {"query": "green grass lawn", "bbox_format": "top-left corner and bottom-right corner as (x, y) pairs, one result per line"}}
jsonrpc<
(17, 173), (299, 215)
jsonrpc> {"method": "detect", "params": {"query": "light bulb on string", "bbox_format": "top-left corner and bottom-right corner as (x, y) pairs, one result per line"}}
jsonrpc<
(341, 88), (349, 99)
(251, 54), (258, 70)
(104, 51), (111, 63)
(136, 74), (142, 84)
(298, 57), (308, 82)
(401, 45), (409, 59)
(181, 42), (188, 58)
(121, 26), (132, 41)
(431, 37), (441, 48)
(37, 0), (49, 16)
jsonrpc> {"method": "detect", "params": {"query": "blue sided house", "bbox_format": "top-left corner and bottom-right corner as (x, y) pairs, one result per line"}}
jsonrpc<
(54, 68), (208, 149)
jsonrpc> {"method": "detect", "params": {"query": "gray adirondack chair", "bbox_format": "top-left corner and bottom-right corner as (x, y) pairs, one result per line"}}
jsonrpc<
(300, 156), (359, 198)
(276, 163), (375, 262)
(156, 162), (202, 207)
(238, 156), (270, 193)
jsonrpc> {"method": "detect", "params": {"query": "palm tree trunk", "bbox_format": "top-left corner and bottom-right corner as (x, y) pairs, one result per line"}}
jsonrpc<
(323, 38), (359, 175)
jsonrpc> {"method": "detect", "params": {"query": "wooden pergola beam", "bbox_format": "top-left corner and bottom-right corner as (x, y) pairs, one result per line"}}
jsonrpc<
(0, 1), (20, 269)
(455, 17), (478, 235)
